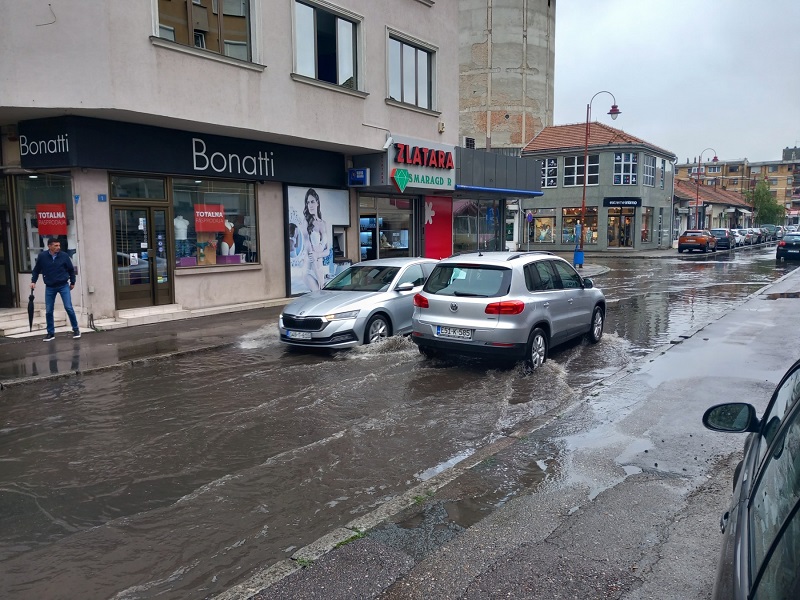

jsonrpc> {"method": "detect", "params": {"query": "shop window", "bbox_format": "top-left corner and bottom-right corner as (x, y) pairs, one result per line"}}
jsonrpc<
(542, 158), (558, 188)
(111, 176), (166, 200)
(172, 178), (257, 267)
(453, 199), (502, 253)
(563, 155), (599, 187)
(525, 208), (556, 245)
(642, 207), (654, 242)
(561, 207), (598, 245)
(614, 152), (638, 185)
(295, 1), (359, 90)
(388, 35), (434, 109)
(15, 174), (75, 272)
(157, 0), (252, 61)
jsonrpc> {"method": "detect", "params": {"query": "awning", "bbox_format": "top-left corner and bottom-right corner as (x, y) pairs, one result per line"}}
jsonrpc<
(726, 208), (736, 213)
(738, 208), (752, 215)
(677, 208), (689, 214)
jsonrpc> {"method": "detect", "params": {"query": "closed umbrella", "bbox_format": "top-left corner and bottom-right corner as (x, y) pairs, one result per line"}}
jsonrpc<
(27, 292), (35, 331)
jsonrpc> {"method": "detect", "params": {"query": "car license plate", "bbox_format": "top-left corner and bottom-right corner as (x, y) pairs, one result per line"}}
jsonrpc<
(789, 250), (799, 254)
(436, 325), (473, 340)
(288, 330), (312, 340)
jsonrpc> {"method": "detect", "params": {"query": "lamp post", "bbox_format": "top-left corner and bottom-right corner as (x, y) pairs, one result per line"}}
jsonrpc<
(575, 91), (620, 268)
(694, 148), (718, 229)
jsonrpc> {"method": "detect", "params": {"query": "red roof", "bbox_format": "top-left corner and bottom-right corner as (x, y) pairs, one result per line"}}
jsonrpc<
(673, 179), (752, 207)
(522, 122), (674, 158)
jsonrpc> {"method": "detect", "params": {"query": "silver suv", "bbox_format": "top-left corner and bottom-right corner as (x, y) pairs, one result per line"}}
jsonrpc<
(411, 252), (606, 370)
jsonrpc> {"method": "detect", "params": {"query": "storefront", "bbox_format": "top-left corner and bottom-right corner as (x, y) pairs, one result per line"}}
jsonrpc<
(351, 134), (457, 262)
(9, 116), (345, 321)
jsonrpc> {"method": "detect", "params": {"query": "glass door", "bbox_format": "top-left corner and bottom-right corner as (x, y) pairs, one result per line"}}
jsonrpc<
(113, 207), (173, 309)
(0, 210), (14, 308)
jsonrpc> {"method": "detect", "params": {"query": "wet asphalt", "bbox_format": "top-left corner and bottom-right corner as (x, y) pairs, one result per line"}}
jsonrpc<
(3, 248), (796, 599)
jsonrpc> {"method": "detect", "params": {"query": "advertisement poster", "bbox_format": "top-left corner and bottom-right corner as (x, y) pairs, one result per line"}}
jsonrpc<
(287, 187), (349, 295)
(35, 203), (68, 236)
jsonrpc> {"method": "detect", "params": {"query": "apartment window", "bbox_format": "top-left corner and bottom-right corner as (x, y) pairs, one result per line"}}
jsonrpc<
(729, 165), (739, 173)
(157, 0), (251, 61)
(563, 155), (599, 186)
(731, 178), (739, 185)
(770, 178), (778, 186)
(769, 165), (779, 173)
(389, 37), (433, 109)
(295, 1), (359, 90)
(660, 159), (666, 189)
(541, 158), (558, 188)
(707, 165), (721, 173)
(613, 152), (638, 185)
(643, 155), (656, 187)
(690, 166), (705, 174)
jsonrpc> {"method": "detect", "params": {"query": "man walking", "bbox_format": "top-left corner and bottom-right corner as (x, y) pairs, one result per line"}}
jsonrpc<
(30, 238), (80, 341)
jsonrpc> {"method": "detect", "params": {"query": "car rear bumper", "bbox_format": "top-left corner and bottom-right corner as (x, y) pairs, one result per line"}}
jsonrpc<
(412, 332), (527, 360)
(776, 250), (800, 260)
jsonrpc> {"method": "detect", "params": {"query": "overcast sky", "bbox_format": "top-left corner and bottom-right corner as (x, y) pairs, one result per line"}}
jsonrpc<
(553, 0), (800, 164)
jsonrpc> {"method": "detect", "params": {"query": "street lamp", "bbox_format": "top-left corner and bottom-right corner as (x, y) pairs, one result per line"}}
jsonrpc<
(576, 91), (620, 268)
(694, 148), (718, 229)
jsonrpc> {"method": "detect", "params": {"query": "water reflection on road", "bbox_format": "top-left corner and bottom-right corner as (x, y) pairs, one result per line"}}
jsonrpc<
(0, 248), (796, 599)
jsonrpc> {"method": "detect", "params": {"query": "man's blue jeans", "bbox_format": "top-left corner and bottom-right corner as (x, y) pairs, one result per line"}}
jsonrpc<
(45, 284), (79, 335)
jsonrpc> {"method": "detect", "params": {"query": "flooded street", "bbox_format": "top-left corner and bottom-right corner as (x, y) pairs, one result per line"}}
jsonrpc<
(1, 248), (797, 599)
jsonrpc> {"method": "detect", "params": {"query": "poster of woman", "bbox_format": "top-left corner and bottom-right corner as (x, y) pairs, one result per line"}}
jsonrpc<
(287, 186), (349, 295)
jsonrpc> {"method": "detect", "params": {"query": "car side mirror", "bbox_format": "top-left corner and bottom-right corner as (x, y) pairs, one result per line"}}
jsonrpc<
(582, 277), (594, 289)
(703, 403), (760, 433)
(395, 282), (415, 292)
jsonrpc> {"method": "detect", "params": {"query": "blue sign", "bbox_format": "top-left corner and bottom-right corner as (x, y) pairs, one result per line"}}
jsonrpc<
(348, 168), (370, 187)
(98, 194), (107, 202)
(74, 194), (80, 204)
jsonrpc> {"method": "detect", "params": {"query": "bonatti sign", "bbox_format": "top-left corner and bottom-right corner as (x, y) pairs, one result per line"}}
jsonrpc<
(18, 116), (344, 187)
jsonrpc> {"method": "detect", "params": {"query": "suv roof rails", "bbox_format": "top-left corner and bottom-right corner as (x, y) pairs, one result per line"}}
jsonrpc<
(505, 251), (555, 261)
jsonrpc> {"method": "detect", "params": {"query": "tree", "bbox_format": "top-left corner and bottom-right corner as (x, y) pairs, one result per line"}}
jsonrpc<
(747, 179), (785, 224)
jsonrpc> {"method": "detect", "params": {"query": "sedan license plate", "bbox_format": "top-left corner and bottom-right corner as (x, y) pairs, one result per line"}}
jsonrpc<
(789, 250), (799, 253)
(288, 330), (312, 340)
(436, 325), (473, 340)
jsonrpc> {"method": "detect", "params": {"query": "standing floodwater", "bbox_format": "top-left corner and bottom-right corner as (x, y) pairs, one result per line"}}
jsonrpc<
(0, 249), (796, 599)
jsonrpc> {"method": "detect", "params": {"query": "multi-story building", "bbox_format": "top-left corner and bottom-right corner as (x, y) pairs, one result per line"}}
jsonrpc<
(1, 1), (538, 330)
(458, 0), (556, 155)
(520, 122), (676, 251)
(675, 158), (750, 195)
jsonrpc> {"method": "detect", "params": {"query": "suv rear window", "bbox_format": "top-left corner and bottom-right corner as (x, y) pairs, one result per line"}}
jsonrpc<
(424, 265), (512, 298)
(710, 229), (726, 236)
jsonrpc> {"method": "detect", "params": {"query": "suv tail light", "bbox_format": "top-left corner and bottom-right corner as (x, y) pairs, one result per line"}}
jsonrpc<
(485, 300), (525, 315)
(778, 240), (786, 247)
(413, 293), (429, 308)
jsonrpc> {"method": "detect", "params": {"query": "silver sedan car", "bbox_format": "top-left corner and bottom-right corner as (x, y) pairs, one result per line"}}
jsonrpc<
(279, 257), (437, 349)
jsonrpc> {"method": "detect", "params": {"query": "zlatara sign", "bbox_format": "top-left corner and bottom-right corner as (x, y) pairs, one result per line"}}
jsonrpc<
(393, 143), (454, 170)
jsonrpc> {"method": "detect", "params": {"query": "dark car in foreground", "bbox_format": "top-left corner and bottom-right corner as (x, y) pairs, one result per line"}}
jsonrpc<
(701, 358), (800, 599)
(411, 251), (605, 371)
(776, 233), (800, 262)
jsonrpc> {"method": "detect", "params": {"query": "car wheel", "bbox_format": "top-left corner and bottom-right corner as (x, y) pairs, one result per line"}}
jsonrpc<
(525, 327), (548, 372)
(365, 314), (390, 344)
(702, 243), (708, 253)
(712, 244), (717, 252)
(588, 307), (604, 344)
(678, 247), (684, 253)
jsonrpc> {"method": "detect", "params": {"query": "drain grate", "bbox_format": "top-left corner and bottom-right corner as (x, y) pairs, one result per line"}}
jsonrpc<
(766, 292), (800, 300)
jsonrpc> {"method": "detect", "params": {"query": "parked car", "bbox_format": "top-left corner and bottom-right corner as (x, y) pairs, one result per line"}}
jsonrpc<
(278, 257), (437, 349)
(411, 251), (606, 371)
(736, 229), (755, 245)
(701, 358), (800, 600)
(709, 229), (736, 250)
(729, 229), (745, 247)
(747, 228), (764, 244)
(678, 229), (718, 253)
(786, 225), (798, 233)
(760, 227), (773, 242)
(775, 225), (785, 239)
(776, 232), (800, 261)
(761, 224), (777, 240)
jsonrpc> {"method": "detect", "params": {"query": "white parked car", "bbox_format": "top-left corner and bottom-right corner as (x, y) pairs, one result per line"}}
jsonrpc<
(729, 229), (745, 247)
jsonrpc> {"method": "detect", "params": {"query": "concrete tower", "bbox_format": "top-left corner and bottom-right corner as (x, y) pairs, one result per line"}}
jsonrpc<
(459, 0), (556, 155)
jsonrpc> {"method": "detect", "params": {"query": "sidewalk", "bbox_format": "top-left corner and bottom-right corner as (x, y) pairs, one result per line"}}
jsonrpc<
(218, 265), (800, 599)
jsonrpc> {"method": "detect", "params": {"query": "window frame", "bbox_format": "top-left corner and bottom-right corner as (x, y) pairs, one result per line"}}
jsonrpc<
(292, 0), (364, 93)
(563, 154), (599, 187)
(386, 28), (438, 113)
(643, 155), (656, 187)
(614, 152), (638, 186)
(541, 158), (558, 188)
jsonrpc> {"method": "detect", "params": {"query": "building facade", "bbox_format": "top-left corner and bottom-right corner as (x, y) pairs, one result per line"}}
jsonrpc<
(520, 123), (676, 251)
(0, 0), (465, 327)
(672, 179), (754, 233)
(458, 0), (556, 155)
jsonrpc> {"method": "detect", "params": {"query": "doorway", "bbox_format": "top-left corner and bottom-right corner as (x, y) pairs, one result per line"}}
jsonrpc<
(0, 210), (15, 307)
(358, 197), (415, 261)
(112, 206), (173, 309)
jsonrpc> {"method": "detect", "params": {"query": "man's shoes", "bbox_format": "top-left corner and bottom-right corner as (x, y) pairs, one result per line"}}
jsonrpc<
(72, 330), (81, 339)
(43, 333), (55, 342)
